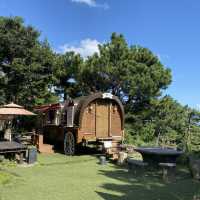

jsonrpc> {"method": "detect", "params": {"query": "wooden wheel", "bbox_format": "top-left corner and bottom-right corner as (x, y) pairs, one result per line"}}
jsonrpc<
(64, 131), (75, 155)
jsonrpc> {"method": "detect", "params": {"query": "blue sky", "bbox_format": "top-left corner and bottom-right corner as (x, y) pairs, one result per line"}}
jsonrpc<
(1, 0), (200, 108)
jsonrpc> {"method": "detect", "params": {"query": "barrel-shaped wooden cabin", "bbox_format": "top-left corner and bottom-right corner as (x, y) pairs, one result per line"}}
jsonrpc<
(35, 92), (124, 155)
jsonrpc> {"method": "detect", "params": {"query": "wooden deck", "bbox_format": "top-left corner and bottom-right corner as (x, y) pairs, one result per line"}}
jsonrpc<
(0, 141), (27, 154)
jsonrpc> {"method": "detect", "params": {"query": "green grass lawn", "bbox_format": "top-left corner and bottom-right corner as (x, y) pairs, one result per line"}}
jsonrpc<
(0, 153), (200, 200)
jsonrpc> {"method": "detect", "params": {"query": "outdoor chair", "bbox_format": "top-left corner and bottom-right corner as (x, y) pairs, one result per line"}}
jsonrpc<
(159, 162), (176, 182)
(127, 158), (148, 175)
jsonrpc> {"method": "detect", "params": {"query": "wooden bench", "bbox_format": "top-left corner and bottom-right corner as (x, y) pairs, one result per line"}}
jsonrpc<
(127, 158), (148, 174)
(159, 163), (176, 182)
(0, 141), (27, 164)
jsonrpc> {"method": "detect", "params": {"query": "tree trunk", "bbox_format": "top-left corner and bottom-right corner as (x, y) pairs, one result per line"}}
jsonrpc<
(156, 130), (161, 146)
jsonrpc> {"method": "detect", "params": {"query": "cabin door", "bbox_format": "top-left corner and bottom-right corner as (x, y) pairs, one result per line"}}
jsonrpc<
(96, 100), (109, 138)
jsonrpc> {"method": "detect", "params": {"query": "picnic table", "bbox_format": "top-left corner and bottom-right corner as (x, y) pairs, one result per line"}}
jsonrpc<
(134, 147), (183, 166)
(0, 141), (27, 163)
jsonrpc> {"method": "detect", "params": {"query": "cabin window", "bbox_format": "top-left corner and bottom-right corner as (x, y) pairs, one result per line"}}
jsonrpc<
(61, 112), (67, 124)
(46, 110), (60, 125)
(49, 110), (55, 124)
(88, 104), (93, 113)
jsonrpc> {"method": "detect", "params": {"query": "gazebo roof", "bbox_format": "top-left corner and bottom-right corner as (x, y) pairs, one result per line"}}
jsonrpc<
(1, 103), (23, 108)
(0, 103), (36, 116)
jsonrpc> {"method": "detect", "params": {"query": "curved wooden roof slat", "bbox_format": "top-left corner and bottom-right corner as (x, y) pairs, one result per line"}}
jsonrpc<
(74, 92), (125, 129)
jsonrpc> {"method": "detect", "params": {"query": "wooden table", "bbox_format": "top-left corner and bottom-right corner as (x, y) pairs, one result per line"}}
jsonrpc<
(0, 141), (27, 163)
(134, 147), (183, 166)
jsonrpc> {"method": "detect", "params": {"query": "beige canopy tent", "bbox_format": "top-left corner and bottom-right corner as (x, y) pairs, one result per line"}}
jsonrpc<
(0, 103), (36, 119)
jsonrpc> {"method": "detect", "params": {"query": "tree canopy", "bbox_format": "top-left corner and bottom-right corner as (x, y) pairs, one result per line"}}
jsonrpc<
(0, 16), (58, 106)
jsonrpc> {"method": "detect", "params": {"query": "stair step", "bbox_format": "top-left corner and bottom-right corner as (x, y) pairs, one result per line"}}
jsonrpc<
(37, 134), (54, 154)
(38, 144), (54, 154)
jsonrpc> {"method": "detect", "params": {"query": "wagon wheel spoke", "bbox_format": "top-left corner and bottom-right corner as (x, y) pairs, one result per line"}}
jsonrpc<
(64, 132), (75, 155)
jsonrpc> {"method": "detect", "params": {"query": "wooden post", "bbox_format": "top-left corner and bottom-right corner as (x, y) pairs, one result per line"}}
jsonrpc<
(108, 103), (111, 137)
(19, 152), (24, 164)
(95, 101), (97, 137)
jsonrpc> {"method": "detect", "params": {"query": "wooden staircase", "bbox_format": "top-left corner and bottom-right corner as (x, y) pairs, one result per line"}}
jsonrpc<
(36, 134), (54, 154)
(107, 140), (122, 160)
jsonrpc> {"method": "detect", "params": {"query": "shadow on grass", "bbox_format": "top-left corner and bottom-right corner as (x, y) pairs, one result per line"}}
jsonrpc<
(39, 147), (105, 167)
(38, 156), (98, 166)
(97, 164), (200, 200)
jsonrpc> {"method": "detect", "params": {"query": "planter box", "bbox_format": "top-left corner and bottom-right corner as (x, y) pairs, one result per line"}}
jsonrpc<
(27, 147), (37, 164)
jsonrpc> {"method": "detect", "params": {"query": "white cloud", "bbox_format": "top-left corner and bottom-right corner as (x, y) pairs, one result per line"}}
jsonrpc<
(71, 0), (96, 7)
(58, 38), (101, 59)
(71, 0), (109, 9)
